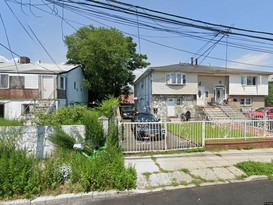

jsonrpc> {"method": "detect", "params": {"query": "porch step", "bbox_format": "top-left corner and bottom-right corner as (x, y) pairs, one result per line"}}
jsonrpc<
(219, 105), (247, 120)
(203, 107), (230, 121)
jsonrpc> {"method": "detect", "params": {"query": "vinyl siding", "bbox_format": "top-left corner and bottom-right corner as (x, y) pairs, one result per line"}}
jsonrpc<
(152, 71), (198, 95)
(229, 75), (268, 95)
(65, 67), (88, 105)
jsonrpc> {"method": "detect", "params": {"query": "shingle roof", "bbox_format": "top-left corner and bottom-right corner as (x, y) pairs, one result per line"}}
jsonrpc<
(135, 63), (273, 83)
(150, 63), (273, 75)
(0, 62), (81, 74)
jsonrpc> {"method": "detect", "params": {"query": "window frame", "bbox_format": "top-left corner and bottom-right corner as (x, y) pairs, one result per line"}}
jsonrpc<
(9, 76), (25, 89)
(240, 98), (252, 106)
(166, 73), (186, 85)
(241, 75), (257, 86)
(59, 76), (66, 90)
(0, 74), (9, 89)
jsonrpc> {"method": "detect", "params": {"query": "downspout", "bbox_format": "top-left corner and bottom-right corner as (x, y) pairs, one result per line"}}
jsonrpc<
(55, 75), (58, 110)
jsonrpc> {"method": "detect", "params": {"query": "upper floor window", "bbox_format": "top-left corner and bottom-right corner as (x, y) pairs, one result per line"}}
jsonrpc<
(74, 82), (77, 90)
(59, 76), (66, 90)
(9, 76), (24, 89)
(166, 73), (186, 85)
(0, 74), (8, 89)
(241, 76), (257, 86)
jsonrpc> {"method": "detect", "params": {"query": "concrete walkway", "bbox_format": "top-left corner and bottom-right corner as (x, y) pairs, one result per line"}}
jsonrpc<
(125, 148), (273, 189)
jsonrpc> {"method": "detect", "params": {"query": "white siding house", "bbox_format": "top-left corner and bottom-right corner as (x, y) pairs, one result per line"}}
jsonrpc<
(0, 57), (88, 120)
(134, 63), (273, 120)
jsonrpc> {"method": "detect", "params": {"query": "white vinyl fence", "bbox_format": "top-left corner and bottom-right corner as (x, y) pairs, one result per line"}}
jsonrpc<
(119, 119), (273, 153)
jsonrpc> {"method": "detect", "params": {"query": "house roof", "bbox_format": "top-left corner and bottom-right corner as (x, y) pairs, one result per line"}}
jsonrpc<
(135, 63), (273, 83)
(0, 62), (81, 74)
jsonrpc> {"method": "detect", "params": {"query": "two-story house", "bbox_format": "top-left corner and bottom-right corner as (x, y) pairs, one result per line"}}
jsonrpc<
(0, 57), (88, 120)
(134, 63), (273, 120)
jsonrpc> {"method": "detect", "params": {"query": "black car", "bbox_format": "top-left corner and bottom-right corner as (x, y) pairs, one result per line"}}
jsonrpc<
(131, 112), (165, 140)
(120, 104), (135, 119)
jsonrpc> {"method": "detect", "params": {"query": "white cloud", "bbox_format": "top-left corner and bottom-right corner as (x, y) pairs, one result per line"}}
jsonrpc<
(229, 53), (273, 70)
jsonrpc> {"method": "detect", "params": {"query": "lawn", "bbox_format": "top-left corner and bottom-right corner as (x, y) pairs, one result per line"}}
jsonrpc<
(166, 121), (259, 145)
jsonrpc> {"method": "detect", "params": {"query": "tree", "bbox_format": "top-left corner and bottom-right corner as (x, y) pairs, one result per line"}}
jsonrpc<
(265, 82), (273, 106)
(64, 25), (149, 103)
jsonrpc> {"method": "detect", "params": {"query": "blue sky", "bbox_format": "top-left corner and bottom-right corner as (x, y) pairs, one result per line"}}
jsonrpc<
(1, 0), (273, 73)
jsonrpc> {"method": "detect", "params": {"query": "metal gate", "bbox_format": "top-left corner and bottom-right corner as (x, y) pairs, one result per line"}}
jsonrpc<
(119, 121), (204, 153)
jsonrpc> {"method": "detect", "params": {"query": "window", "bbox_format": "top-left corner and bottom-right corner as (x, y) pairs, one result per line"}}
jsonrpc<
(0, 74), (8, 89)
(205, 91), (209, 98)
(176, 98), (181, 105)
(9, 76), (24, 89)
(166, 73), (186, 85)
(241, 76), (257, 85)
(22, 104), (34, 115)
(240, 98), (252, 106)
(59, 76), (65, 90)
(74, 82), (77, 90)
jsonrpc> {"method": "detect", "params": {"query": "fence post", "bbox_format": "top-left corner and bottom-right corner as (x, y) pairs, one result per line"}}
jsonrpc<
(164, 121), (167, 151)
(99, 116), (109, 137)
(202, 121), (205, 148)
(244, 121), (247, 141)
(263, 119), (267, 137)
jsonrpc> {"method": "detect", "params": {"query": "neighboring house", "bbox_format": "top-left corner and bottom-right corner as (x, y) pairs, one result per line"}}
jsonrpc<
(134, 62), (273, 120)
(269, 75), (273, 82)
(0, 57), (88, 120)
(119, 94), (134, 104)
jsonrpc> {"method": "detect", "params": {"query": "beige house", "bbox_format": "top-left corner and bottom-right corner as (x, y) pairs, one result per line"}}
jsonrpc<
(134, 63), (273, 119)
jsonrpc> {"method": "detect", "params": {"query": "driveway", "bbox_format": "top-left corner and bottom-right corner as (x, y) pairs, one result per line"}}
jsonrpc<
(120, 121), (200, 153)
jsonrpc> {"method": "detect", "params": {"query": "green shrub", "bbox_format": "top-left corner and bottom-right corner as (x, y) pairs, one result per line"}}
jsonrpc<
(34, 105), (90, 126)
(83, 111), (105, 147)
(96, 95), (119, 118)
(48, 127), (76, 150)
(106, 121), (120, 148)
(0, 134), (40, 199)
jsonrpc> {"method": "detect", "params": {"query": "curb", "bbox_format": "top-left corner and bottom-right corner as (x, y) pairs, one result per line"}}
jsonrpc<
(1, 175), (271, 205)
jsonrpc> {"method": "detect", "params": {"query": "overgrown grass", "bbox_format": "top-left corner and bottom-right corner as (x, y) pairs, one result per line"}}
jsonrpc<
(0, 97), (137, 200)
(0, 117), (23, 126)
(235, 161), (273, 177)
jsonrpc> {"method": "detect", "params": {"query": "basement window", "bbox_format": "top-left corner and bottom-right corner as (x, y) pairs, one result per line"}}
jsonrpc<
(22, 104), (34, 115)
(240, 98), (252, 106)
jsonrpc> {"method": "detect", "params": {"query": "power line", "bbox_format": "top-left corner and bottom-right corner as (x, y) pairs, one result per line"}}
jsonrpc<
(4, 0), (273, 69)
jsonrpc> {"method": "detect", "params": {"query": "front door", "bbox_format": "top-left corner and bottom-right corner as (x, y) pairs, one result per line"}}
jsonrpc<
(214, 85), (226, 104)
(42, 76), (54, 99)
(167, 98), (175, 117)
(197, 86), (205, 106)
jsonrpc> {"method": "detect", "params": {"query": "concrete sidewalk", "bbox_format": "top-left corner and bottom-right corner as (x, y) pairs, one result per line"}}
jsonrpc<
(2, 148), (273, 205)
(125, 148), (273, 189)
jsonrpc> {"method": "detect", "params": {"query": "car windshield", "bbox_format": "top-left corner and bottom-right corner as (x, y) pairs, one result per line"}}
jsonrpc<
(134, 113), (157, 122)
(255, 107), (266, 112)
(121, 106), (134, 111)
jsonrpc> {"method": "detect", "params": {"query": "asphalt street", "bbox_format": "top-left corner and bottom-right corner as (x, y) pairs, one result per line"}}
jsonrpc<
(87, 180), (273, 205)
